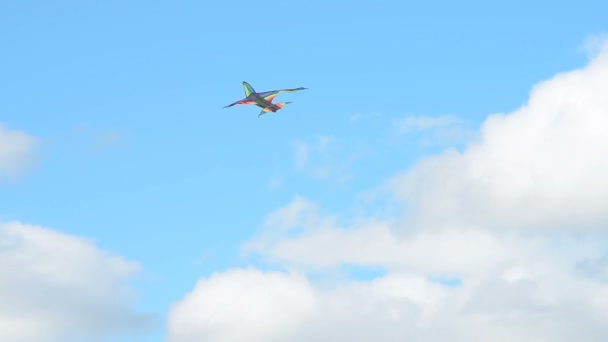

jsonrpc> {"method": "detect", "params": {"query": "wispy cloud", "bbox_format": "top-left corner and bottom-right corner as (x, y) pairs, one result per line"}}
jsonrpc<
(348, 111), (382, 124)
(394, 114), (461, 132)
(0, 123), (38, 181)
(292, 140), (310, 170)
(581, 33), (608, 58)
(392, 114), (475, 147)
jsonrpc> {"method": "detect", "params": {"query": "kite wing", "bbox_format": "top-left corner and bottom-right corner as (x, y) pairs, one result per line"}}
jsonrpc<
(258, 87), (308, 102)
(222, 98), (255, 108)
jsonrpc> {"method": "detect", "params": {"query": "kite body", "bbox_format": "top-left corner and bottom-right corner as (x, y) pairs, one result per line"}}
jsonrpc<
(223, 81), (307, 117)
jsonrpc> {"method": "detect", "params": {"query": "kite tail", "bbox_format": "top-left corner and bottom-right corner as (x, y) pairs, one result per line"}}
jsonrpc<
(274, 101), (291, 109)
(258, 102), (292, 118)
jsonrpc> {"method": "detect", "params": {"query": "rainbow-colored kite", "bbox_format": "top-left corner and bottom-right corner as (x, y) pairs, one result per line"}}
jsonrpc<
(223, 81), (307, 117)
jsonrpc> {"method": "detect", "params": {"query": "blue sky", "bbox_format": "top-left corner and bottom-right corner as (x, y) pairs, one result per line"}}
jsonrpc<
(1, 1), (608, 341)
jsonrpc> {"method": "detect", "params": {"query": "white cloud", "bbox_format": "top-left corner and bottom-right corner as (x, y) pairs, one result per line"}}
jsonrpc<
(168, 269), (449, 342)
(168, 264), (608, 342)
(390, 41), (608, 231)
(246, 205), (526, 275)
(173, 198), (608, 341)
(168, 268), (318, 342)
(0, 124), (37, 180)
(0, 221), (153, 342)
(168, 40), (608, 341)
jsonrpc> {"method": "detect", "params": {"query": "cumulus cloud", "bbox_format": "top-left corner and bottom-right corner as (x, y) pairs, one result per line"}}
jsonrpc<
(0, 124), (37, 180)
(390, 41), (608, 231)
(246, 202), (527, 275)
(170, 196), (608, 342)
(0, 222), (153, 342)
(168, 269), (318, 342)
(168, 40), (608, 341)
(168, 268), (446, 342)
(168, 265), (608, 342)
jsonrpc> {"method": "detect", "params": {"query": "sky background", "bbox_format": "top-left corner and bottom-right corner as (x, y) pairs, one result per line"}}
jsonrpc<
(1, 1), (608, 341)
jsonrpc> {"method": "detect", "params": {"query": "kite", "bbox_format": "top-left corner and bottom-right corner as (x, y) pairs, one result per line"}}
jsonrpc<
(223, 81), (307, 117)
